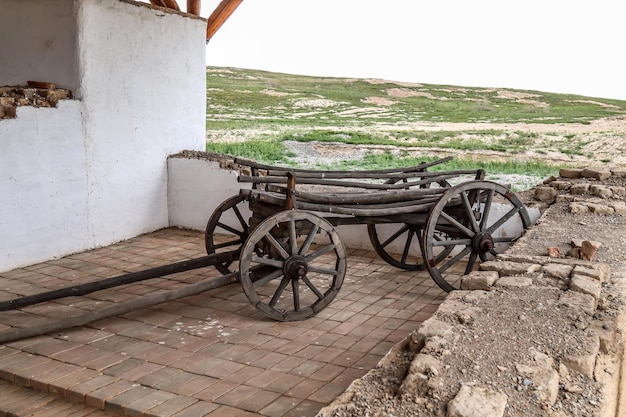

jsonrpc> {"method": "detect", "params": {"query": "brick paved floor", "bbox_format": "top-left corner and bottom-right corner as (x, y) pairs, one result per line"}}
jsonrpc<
(0, 228), (445, 417)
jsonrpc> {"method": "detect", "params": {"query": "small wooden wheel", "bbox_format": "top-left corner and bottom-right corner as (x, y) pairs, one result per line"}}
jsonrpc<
(367, 223), (454, 271)
(205, 195), (250, 274)
(422, 181), (532, 292)
(239, 210), (347, 321)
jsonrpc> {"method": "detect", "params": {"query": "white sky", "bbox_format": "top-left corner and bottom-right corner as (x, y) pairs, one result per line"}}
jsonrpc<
(201, 1), (626, 100)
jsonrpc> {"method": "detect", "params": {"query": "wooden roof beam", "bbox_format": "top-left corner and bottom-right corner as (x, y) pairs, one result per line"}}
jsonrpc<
(206, 0), (243, 42)
(149, 0), (181, 11)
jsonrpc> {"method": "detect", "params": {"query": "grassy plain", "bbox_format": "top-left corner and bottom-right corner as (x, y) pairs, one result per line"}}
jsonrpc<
(204, 66), (626, 181)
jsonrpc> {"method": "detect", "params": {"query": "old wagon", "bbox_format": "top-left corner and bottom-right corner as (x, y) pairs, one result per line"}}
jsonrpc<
(204, 156), (533, 321)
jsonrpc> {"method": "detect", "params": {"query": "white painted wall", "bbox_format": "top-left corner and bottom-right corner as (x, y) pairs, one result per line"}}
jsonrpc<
(0, 0), (78, 90)
(0, 102), (89, 268)
(168, 157), (250, 230)
(0, 0), (206, 272)
(76, 0), (206, 244)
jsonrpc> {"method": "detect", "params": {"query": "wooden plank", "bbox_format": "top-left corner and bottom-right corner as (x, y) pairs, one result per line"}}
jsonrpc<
(238, 172), (472, 190)
(235, 155), (454, 174)
(27, 81), (56, 89)
(206, 0), (244, 41)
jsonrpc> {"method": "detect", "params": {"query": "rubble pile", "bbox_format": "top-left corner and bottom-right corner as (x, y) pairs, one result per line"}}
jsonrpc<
(0, 85), (72, 119)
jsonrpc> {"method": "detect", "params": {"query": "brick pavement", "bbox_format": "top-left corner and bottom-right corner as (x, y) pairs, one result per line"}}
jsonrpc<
(0, 228), (445, 417)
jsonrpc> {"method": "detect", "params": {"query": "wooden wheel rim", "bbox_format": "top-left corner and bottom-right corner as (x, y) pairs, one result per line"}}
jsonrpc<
(239, 210), (347, 321)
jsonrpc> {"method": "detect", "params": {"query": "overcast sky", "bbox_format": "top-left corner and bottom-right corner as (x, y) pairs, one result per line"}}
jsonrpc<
(201, 1), (625, 100)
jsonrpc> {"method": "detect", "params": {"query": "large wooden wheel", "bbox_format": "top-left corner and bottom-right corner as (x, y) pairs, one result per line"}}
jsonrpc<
(205, 195), (250, 274)
(422, 181), (532, 292)
(367, 223), (454, 271)
(239, 210), (347, 321)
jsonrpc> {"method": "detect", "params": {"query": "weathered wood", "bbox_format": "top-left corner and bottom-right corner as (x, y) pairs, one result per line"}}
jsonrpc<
(206, 0), (244, 41)
(187, 0), (201, 15)
(161, 0), (181, 11)
(239, 173), (472, 190)
(294, 188), (446, 205)
(27, 81), (56, 89)
(0, 272), (238, 344)
(0, 252), (238, 312)
(234, 156), (454, 174)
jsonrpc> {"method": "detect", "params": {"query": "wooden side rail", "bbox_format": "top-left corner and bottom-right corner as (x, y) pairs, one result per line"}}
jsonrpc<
(234, 156), (454, 175)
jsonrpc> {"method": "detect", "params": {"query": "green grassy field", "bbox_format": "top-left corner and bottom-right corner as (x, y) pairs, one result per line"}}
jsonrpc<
(204, 66), (626, 179)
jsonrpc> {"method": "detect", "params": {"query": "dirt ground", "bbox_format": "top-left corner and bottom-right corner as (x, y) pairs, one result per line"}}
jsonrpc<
(311, 137), (626, 416)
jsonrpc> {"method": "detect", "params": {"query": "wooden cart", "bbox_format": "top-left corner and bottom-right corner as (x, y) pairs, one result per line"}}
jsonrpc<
(205, 156), (533, 321)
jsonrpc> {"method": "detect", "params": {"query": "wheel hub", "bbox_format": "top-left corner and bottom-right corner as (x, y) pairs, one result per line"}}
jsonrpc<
(284, 255), (308, 279)
(472, 232), (494, 254)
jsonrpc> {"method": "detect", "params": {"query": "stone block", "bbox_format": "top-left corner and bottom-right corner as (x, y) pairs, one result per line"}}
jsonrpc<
(611, 168), (626, 177)
(590, 185), (612, 199)
(417, 318), (454, 340)
(610, 201), (626, 215)
(447, 384), (508, 417)
(480, 261), (541, 275)
(609, 186), (626, 197)
(558, 291), (596, 314)
(582, 168), (611, 180)
(555, 194), (575, 203)
(559, 168), (583, 178)
(570, 183), (590, 194)
(398, 354), (442, 396)
(572, 264), (609, 282)
(550, 181), (571, 191)
(569, 274), (602, 302)
(594, 326), (616, 354)
(542, 263), (573, 280)
(561, 335), (600, 378)
(569, 202), (589, 214)
(495, 276), (533, 288)
(515, 363), (559, 405)
(460, 271), (499, 291)
(496, 254), (549, 265)
(586, 203), (614, 215)
(534, 187), (557, 203)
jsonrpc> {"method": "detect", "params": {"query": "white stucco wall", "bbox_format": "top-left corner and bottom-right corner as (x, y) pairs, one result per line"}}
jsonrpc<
(0, 0), (78, 90)
(76, 0), (206, 244)
(0, 102), (89, 268)
(0, 0), (206, 272)
(168, 158), (249, 230)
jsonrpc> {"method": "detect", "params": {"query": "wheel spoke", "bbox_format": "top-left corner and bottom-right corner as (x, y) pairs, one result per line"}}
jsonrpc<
(493, 236), (517, 243)
(381, 225), (410, 248)
(479, 189), (495, 231)
(305, 243), (335, 262)
(292, 279), (300, 311)
(461, 191), (480, 233)
(232, 205), (248, 230)
(216, 221), (243, 236)
(464, 252), (478, 275)
(307, 265), (339, 276)
(213, 238), (244, 250)
(301, 275), (324, 299)
(479, 253), (489, 262)
(252, 268), (284, 288)
(440, 211), (475, 238)
(437, 246), (472, 274)
(432, 238), (471, 246)
(299, 224), (320, 255)
(264, 233), (290, 259)
(269, 276), (291, 307)
(288, 220), (298, 255)
(486, 206), (522, 235)
(251, 255), (284, 268)
(401, 229), (414, 264)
